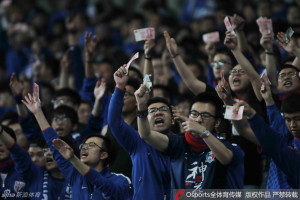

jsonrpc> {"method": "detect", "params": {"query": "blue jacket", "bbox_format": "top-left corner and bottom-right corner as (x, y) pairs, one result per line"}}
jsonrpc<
(265, 104), (294, 189)
(108, 88), (171, 200)
(8, 144), (71, 199)
(0, 161), (28, 199)
(42, 127), (132, 200)
(249, 114), (300, 188)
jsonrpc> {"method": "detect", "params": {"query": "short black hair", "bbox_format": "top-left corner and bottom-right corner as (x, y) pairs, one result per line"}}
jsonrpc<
(277, 64), (300, 77)
(281, 93), (300, 113)
(147, 96), (173, 116)
(81, 134), (116, 167)
(2, 125), (17, 141)
(29, 138), (47, 149)
(191, 92), (224, 119)
(0, 112), (19, 125)
(52, 105), (78, 125)
(126, 77), (142, 91)
(128, 67), (143, 81)
(53, 88), (81, 106)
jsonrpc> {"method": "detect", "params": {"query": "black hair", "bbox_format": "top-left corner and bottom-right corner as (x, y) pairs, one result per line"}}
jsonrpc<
(152, 84), (172, 101)
(277, 64), (300, 77)
(0, 112), (19, 125)
(281, 93), (300, 114)
(126, 77), (142, 91)
(29, 138), (47, 149)
(81, 134), (116, 167)
(128, 67), (143, 81)
(53, 88), (81, 107)
(213, 48), (237, 67)
(52, 105), (78, 125)
(147, 96), (173, 116)
(190, 92), (224, 119)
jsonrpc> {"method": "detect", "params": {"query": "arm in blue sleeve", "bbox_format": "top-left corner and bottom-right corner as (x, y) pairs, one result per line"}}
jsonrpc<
(79, 77), (97, 103)
(108, 88), (139, 154)
(84, 169), (132, 200)
(8, 144), (37, 180)
(19, 113), (43, 141)
(248, 114), (300, 187)
(42, 128), (75, 180)
(69, 45), (84, 90)
(266, 104), (288, 134)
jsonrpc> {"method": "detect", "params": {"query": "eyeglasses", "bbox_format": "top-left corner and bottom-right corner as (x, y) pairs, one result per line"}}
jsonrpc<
(124, 92), (134, 97)
(277, 72), (297, 80)
(43, 148), (50, 153)
(210, 61), (231, 68)
(51, 99), (70, 105)
(229, 69), (246, 75)
(284, 116), (300, 123)
(148, 106), (170, 114)
(189, 110), (215, 120)
(52, 117), (71, 124)
(79, 142), (106, 152)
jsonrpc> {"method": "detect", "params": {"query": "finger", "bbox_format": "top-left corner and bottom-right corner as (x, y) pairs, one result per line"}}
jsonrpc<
(163, 30), (170, 40)
(28, 93), (33, 102)
(33, 83), (39, 100)
(175, 114), (189, 122)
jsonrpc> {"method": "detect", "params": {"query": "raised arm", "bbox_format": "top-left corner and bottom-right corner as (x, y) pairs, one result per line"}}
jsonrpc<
(134, 84), (169, 152)
(224, 31), (262, 101)
(164, 31), (206, 95)
(58, 50), (71, 89)
(84, 32), (99, 78)
(233, 14), (248, 52)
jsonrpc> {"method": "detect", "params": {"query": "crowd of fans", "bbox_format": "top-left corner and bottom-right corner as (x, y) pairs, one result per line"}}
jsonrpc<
(1, 0), (300, 199)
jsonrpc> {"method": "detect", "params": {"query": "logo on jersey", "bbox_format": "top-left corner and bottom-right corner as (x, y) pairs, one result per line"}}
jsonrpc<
(14, 181), (26, 192)
(205, 151), (215, 163)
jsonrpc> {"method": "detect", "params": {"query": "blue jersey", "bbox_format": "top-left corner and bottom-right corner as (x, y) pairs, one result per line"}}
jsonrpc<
(165, 134), (244, 190)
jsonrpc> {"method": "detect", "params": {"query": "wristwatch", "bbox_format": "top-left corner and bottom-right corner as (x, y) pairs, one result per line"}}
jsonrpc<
(201, 130), (211, 138)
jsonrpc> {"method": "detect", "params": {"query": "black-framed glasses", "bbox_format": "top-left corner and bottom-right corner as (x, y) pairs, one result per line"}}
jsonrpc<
(210, 61), (231, 68)
(229, 69), (246, 75)
(277, 71), (297, 80)
(79, 142), (106, 152)
(124, 92), (134, 97)
(189, 110), (215, 120)
(148, 106), (170, 114)
(284, 116), (300, 123)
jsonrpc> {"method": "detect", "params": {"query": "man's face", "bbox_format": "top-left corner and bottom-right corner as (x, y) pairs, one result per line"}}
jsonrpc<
(229, 65), (251, 93)
(0, 140), (10, 161)
(78, 103), (92, 124)
(189, 102), (218, 132)
(122, 85), (137, 114)
(43, 148), (58, 171)
(212, 53), (233, 80)
(284, 112), (300, 138)
(80, 137), (107, 168)
(52, 96), (75, 109)
(51, 114), (74, 137)
(147, 102), (173, 133)
(28, 146), (46, 167)
(277, 68), (300, 93)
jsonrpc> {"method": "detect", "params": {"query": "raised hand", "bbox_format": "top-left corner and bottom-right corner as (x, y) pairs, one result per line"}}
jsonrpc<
(9, 73), (24, 96)
(134, 84), (150, 111)
(85, 32), (99, 59)
(260, 33), (273, 51)
(114, 64), (129, 90)
(204, 42), (216, 57)
(233, 101), (256, 119)
(22, 83), (42, 115)
(144, 39), (155, 58)
(215, 79), (233, 105)
(232, 14), (245, 32)
(175, 114), (206, 136)
(164, 31), (179, 57)
(60, 50), (71, 73)
(276, 32), (297, 54)
(94, 79), (106, 100)
(224, 31), (238, 50)
(52, 138), (74, 160)
(260, 81), (274, 105)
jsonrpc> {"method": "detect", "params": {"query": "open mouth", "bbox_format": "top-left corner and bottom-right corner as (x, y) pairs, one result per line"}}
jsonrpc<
(46, 158), (54, 164)
(232, 78), (241, 85)
(283, 81), (292, 87)
(81, 152), (88, 159)
(55, 128), (64, 135)
(154, 118), (164, 126)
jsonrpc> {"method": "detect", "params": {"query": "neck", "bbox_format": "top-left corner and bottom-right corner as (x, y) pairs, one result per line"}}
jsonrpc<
(50, 169), (64, 179)
(123, 111), (136, 125)
(93, 163), (104, 172)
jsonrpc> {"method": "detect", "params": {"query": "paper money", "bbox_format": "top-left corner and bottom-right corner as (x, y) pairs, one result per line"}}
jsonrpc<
(224, 16), (236, 35)
(260, 69), (271, 85)
(284, 27), (294, 43)
(224, 105), (244, 120)
(202, 32), (220, 43)
(256, 17), (273, 35)
(134, 28), (155, 42)
(125, 52), (139, 75)
(143, 74), (152, 93)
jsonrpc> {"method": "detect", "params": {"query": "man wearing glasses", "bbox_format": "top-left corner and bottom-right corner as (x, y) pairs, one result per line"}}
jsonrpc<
(135, 88), (244, 190)
(21, 84), (133, 200)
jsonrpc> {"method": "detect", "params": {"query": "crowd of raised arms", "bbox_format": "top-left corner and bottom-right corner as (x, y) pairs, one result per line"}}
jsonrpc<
(1, 0), (300, 199)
